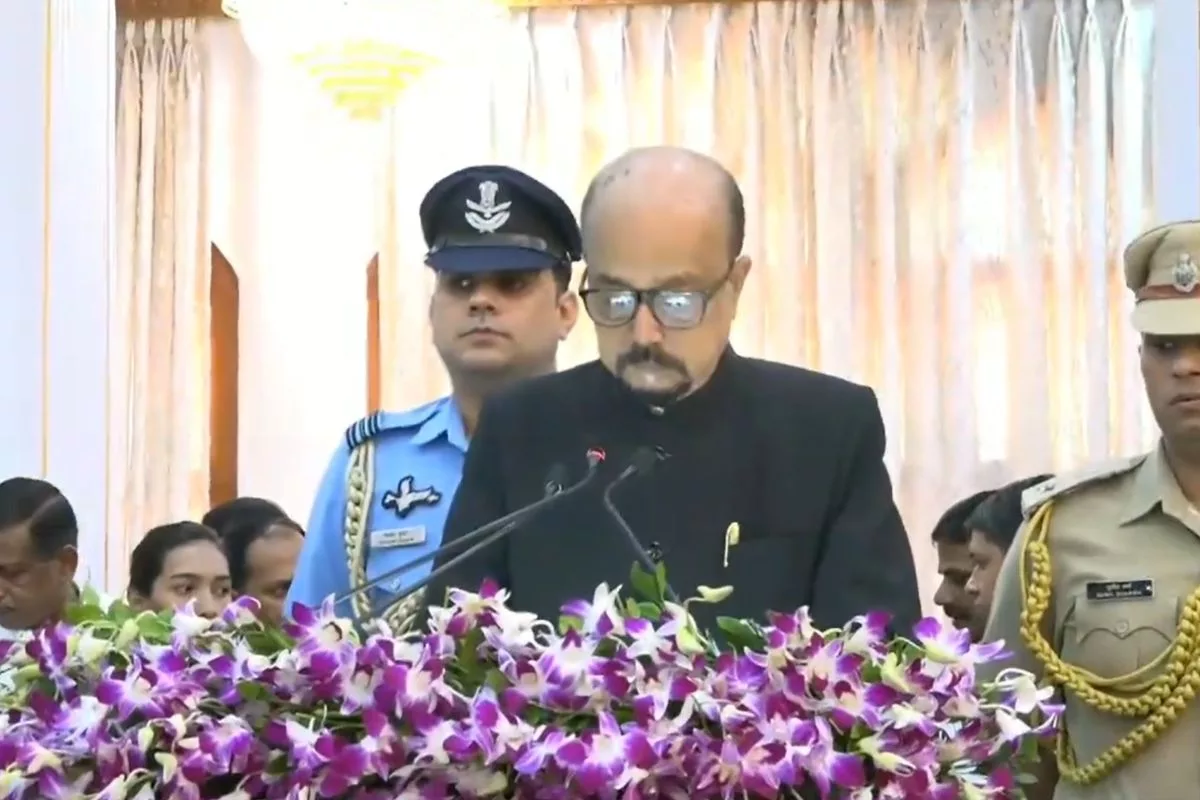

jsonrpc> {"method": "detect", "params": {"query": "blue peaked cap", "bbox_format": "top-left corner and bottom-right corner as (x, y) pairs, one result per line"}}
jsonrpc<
(419, 165), (582, 274)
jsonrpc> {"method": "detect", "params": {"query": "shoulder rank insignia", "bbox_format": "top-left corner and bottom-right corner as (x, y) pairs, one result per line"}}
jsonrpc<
(342, 400), (446, 452)
(1021, 454), (1148, 519)
(344, 412), (385, 452)
(381, 476), (442, 518)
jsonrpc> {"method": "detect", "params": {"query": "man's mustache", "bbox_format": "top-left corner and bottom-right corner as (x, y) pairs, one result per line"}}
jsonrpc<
(616, 346), (688, 376)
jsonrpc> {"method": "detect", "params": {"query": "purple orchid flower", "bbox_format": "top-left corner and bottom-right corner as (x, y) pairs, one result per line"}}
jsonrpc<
(0, 573), (1058, 799)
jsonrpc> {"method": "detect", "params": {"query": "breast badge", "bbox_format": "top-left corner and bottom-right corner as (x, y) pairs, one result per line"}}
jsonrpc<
(381, 476), (442, 518)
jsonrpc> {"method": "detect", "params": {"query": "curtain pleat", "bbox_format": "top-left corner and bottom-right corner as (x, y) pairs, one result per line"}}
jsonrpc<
(380, 0), (1158, 607)
(110, 18), (210, 592)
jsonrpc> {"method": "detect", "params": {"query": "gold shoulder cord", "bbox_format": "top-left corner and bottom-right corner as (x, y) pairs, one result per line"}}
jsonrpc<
(343, 442), (424, 633)
(1019, 503), (1200, 784)
(344, 442), (375, 622)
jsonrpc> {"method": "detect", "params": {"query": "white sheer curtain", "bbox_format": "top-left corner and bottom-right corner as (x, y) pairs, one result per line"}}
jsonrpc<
(378, 0), (1158, 605)
(111, 18), (210, 590)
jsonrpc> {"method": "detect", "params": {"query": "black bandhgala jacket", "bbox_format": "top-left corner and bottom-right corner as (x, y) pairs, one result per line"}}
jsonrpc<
(425, 350), (921, 637)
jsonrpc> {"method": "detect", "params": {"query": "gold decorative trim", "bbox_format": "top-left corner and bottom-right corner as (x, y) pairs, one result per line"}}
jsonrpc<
(115, 0), (764, 20)
(41, 1), (53, 479)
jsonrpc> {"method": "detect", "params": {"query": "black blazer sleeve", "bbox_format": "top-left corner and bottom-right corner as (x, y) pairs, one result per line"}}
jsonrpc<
(810, 388), (921, 634)
(423, 398), (511, 607)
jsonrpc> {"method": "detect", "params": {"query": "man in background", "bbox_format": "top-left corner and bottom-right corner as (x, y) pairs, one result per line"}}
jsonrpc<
(0, 477), (80, 637)
(426, 146), (921, 634)
(963, 474), (1049, 632)
(930, 490), (993, 639)
(206, 497), (304, 626)
(288, 165), (580, 627)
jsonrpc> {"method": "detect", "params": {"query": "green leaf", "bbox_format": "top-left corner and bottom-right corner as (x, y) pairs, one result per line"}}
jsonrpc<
(136, 613), (173, 642)
(636, 602), (662, 621)
(716, 616), (764, 650)
(237, 682), (269, 702)
(456, 629), (486, 682)
(484, 668), (508, 692)
(558, 615), (582, 634)
(265, 753), (290, 776)
(64, 604), (105, 625)
(624, 598), (641, 618)
(79, 586), (103, 608)
(654, 562), (669, 596)
(630, 562), (662, 604)
(106, 601), (135, 624)
(242, 626), (294, 655)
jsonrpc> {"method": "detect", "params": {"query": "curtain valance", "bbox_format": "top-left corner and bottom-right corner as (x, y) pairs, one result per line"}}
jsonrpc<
(116, 0), (772, 21)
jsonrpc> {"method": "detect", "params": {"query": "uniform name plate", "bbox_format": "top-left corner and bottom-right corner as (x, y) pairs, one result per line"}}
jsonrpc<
(1085, 579), (1154, 602)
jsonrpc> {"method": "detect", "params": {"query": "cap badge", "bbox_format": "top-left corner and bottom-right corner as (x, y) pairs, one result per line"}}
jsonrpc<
(465, 180), (512, 234)
(1172, 252), (1199, 294)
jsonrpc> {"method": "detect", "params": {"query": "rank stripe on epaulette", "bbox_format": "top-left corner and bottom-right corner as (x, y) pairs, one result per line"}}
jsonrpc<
(1020, 454), (1145, 518)
(344, 411), (383, 451)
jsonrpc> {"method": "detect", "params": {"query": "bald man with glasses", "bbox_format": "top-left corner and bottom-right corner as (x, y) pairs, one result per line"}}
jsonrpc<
(423, 147), (919, 635)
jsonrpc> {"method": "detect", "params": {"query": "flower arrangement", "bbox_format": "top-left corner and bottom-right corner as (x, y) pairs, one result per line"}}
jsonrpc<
(0, 564), (1058, 800)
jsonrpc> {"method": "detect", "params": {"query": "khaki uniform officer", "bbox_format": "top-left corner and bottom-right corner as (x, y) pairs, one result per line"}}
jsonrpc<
(983, 220), (1200, 800)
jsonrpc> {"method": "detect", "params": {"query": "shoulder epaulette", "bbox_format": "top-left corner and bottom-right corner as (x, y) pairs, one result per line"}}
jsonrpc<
(342, 398), (446, 452)
(343, 412), (384, 451)
(1020, 454), (1148, 518)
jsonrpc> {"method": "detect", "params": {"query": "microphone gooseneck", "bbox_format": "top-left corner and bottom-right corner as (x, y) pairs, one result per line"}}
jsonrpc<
(601, 446), (680, 604)
(543, 463), (568, 496)
(336, 459), (594, 617)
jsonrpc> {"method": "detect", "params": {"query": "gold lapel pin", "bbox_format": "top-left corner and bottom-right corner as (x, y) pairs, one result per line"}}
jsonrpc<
(722, 522), (740, 568)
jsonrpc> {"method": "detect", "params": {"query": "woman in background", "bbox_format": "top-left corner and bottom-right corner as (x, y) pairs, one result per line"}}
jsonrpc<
(127, 522), (231, 618)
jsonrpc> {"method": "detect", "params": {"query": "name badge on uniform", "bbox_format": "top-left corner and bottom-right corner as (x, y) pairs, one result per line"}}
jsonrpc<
(1086, 579), (1154, 602)
(370, 526), (427, 549)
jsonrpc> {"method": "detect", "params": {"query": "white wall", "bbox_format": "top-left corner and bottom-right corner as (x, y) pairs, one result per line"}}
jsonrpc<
(0, 2), (115, 586)
(0, 3), (47, 482)
(1154, 0), (1200, 222)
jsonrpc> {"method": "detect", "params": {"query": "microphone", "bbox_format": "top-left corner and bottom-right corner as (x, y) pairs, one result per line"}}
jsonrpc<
(601, 446), (679, 603)
(336, 453), (601, 615)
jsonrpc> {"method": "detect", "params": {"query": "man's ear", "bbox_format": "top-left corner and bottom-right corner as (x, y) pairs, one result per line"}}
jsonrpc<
(730, 255), (752, 296)
(557, 291), (579, 340)
(55, 545), (79, 581)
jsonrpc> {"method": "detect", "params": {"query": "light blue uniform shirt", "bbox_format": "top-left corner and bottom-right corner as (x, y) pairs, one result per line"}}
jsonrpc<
(287, 397), (468, 620)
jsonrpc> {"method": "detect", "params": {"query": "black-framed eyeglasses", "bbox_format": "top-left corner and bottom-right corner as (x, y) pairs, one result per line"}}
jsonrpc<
(579, 267), (733, 330)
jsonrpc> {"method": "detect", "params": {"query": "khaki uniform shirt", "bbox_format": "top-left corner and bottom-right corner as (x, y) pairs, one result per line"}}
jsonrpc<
(984, 445), (1200, 800)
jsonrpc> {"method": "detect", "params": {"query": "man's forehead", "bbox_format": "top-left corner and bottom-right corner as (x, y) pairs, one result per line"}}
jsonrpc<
(966, 530), (996, 555)
(590, 182), (723, 228)
(935, 540), (971, 562)
(0, 524), (33, 556)
(588, 267), (709, 288)
(246, 530), (302, 562)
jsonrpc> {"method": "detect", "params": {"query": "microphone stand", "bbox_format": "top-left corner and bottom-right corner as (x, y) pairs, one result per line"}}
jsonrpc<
(339, 458), (601, 629)
(601, 448), (680, 604)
